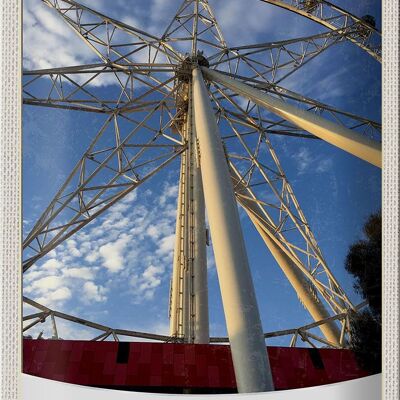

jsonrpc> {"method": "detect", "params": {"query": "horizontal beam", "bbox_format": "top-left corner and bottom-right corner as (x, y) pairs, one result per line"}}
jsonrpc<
(23, 296), (367, 346)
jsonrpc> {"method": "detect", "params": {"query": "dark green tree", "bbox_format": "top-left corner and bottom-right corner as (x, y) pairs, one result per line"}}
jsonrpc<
(345, 212), (381, 374)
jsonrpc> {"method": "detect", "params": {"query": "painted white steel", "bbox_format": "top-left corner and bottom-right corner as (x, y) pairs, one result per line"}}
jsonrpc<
(190, 99), (210, 344)
(170, 154), (186, 337)
(233, 177), (342, 345)
(192, 67), (274, 393)
(169, 90), (209, 343)
(253, 217), (341, 345)
(202, 68), (382, 168)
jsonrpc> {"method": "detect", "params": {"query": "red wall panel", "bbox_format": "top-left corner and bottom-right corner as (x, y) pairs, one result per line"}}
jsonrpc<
(23, 339), (369, 392)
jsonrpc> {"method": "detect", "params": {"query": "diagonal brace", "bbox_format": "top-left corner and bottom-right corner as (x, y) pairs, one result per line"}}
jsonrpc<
(202, 68), (382, 168)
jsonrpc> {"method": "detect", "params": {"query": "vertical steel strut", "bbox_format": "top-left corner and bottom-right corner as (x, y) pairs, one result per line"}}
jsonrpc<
(170, 135), (188, 338)
(188, 87), (210, 344)
(192, 67), (274, 393)
(169, 80), (209, 343)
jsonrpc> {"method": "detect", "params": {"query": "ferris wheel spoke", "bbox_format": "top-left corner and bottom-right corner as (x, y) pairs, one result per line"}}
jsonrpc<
(42, 0), (182, 66)
(209, 28), (350, 84)
(210, 77), (381, 141)
(208, 87), (353, 318)
(228, 151), (353, 315)
(262, 84), (381, 139)
(23, 147), (184, 272)
(258, 0), (381, 62)
(23, 95), (186, 272)
(161, 0), (227, 56)
(23, 63), (178, 113)
(204, 67), (381, 167)
(214, 103), (319, 140)
(208, 87), (375, 314)
(22, 0), (380, 355)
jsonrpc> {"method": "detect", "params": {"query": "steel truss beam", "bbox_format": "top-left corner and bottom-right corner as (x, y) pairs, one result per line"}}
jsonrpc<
(23, 296), (366, 347)
(23, 63), (177, 113)
(42, 0), (182, 64)
(209, 28), (352, 84)
(206, 84), (355, 319)
(161, 0), (227, 55)
(257, 83), (381, 140)
(23, 297), (171, 342)
(259, 0), (381, 62)
(24, 62), (381, 143)
(23, 88), (185, 272)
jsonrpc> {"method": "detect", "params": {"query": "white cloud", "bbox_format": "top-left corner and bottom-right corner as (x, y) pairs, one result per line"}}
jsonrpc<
(146, 224), (160, 239)
(42, 258), (62, 270)
(45, 287), (72, 302)
(28, 179), (180, 308)
(156, 234), (175, 256)
(130, 264), (165, 301)
(23, 0), (95, 70)
(85, 251), (100, 263)
(26, 274), (72, 307)
(159, 184), (178, 206)
(99, 234), (131, 272)
(83, 281), (107, 303)
(207, 246), (216, 270)
(23, 0), (135, 88)
(28, 275), (64, 291)
(63, 267), (95, 280)
(213, 0), (275, 45)
(142, 264), (164, 283)
(66, 239), (77, 248)
(24, 177), (181, 310)
(23, 268), (47, 283)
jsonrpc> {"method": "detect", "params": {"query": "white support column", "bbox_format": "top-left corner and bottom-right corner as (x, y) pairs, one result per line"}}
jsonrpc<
(231, 169), (342, 346)
(192, 67), (274, 393)
(251, 216), (341, 345)
(253, 219), (342, 345)
(192, 158), (209, 343)
(202, 67), (382, 168)
(188, 90), (210, 344)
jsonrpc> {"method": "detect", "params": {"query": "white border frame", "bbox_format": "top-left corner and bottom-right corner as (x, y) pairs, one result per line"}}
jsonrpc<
(0, 0), (398, 398)
(0, 0), (22, 398)
(382, 0), (400, 398)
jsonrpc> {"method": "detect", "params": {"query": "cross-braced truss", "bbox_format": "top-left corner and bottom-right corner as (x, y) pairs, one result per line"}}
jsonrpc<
(23, 0), (381, 350)
(23, 296), (367, 348)
(258, 0), (381, 61)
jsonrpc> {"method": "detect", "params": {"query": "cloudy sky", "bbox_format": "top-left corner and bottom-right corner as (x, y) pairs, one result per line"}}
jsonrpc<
(22, 0), (381, 344)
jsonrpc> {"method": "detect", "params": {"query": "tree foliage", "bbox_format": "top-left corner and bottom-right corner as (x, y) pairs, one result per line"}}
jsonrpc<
(345, 212), (381, 373)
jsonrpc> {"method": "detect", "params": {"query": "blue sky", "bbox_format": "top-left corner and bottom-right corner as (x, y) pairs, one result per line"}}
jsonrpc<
(23, 0), (381, 344)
